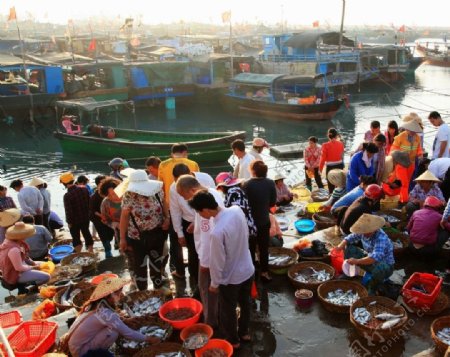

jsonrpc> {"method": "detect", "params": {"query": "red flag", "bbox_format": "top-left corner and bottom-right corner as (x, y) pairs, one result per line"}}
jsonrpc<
(398, 25), (405, 33)
(8, 7), (17, 21)
(312, 20), (319, 28)
(88, 39), (96, 51)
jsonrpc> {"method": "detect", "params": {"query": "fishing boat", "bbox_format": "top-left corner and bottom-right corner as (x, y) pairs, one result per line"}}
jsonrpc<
(415, 40), (450, 67)
(53, 98), (245, 163)
(223, 73), (345, 121)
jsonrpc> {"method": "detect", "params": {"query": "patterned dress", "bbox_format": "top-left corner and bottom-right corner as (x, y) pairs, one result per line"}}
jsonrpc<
(224, 186), (257, 237)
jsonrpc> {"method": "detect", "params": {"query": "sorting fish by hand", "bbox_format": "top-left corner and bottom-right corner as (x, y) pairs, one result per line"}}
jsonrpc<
(72, 256), (96, 266)
(325, 289), (360, 306)
(294, 268), (331, 283)
(202, 348), (227, 357)
(120, 325), (168, 349)
(127, 297), (162, 317)
(436, 327), (450, 345)
(183, 332), (209, 349)
(353, 307), (372, 325)
(269, 254), (293, 266)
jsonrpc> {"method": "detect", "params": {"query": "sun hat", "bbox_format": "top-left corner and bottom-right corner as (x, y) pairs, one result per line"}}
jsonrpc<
(273, 173), (285, 181)
(87, 277), (129, 303)
(115, 169), (162, 198)
(120, 167), (135, 178)
(60, 172), (75, 184)
(0, 208), (21, 227)
(414, 170), (440, 182)
(327, 169), (346, 188)
(5, 222), (36, 240)
(252, 137), (269, 148)
(401, 114), (423, 133)
(350, 214), (385, 234)
(215, 172), (243, 188)
(29, 177), (46, 187)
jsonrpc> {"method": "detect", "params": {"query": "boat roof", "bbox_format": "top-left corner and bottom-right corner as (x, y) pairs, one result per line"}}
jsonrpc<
(283, 31), (355, 49)
(55, 97), (125, 111)
(25, 52), (94, 65)
(230, 73), (285, 86)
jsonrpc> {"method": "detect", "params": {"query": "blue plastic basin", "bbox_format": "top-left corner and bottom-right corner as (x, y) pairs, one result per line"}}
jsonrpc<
(49, 245), (74, 263)
(294, 219), (316, 234)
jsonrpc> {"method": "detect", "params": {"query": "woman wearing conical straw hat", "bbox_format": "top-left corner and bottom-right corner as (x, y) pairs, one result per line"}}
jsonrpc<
(67, 277), (160, 357)
(336, 214), (394, 295)
(390, 113), (424, 203)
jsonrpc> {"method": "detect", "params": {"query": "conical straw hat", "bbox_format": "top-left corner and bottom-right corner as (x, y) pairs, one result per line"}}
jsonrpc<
(6, 222), (36, 240)
(414, 170), (440, 182)
(29, 177), (46, 187)
(87, 277), (129, 303)
(327, 169), (346, 188)
(350, 214), (385, 234)
(0, 208), (21, 227)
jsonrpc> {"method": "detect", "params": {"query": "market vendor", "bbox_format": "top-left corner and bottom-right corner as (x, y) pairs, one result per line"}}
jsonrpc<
(274, 174), (294, 206)
(380, 150), (410, 197)
(322, 169), (347, 208)
(68, 277), (160, 357)
(336, 214), (394, 295)
(0, 222), (50, 294)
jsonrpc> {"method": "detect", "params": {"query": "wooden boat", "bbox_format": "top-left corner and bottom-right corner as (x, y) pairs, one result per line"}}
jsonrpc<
(224, 73), (345, 121)
(416, 42), (450, 67)
(53, 98), (245, 163)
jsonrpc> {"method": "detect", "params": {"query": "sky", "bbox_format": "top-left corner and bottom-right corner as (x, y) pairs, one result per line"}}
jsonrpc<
(1, 0), (449, 27)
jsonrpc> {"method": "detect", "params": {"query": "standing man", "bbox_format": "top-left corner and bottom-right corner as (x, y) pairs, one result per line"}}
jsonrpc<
(364, 120), (381, 142)
(188, 190), (254, 348)
(176, 176), (224, 329)
(249, 137), (269, 161)
(428, 111), (450, 159)
(60, 172), (93, 253)
(231, 139), (255, 180)
(9, 179), (43, 225)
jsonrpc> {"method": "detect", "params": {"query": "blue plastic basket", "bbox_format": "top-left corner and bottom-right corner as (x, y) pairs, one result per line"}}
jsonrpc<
(294, 219), (316, 234)
(49, 245), (74, 263)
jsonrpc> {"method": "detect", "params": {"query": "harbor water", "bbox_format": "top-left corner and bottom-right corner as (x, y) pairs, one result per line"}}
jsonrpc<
(1, 63), (450, 356)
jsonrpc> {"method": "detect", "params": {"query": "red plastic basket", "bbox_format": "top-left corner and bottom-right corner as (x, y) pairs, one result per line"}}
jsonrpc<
(401, 273), (443, 309)
(0, 311), (22, 328)
(3, 321), (58, 357)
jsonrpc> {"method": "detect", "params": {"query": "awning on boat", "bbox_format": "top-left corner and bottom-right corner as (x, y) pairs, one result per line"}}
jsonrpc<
(229, 73), (285, 86)
(25, 52), (94, 65)
(55, 97), (125, 111)
(283, 31), (355, 49)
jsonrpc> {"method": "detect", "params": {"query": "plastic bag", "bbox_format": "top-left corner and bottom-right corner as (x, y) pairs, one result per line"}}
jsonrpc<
(39, 285), (58, 299)
(32, 299), (56, 320)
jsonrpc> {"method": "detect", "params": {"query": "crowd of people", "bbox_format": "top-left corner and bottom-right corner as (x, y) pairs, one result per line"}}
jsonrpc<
(0, 111), (449, 354)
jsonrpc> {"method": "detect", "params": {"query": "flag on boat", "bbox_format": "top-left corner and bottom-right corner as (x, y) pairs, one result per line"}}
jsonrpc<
(8, 7), (17, 21)
(312, 20), (319, 28)
(221, 11), (231, 23)
(88, 39), (96, 51)
(120, 18), (134, 31)
(398, 25), (405, 33)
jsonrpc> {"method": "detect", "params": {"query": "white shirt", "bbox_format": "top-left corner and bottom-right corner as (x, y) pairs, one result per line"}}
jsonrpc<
(209, 206), (255, 288)
(237, 153), (255, 179)
(194, 188), (224, 268)
(193, 172), (215, 189)
(432, 123), (450, 159)
(169, 183), (196, 238)
(429, 158), (450, 180)
(249, 148), (263, 161)
(18, 186), (43, 216)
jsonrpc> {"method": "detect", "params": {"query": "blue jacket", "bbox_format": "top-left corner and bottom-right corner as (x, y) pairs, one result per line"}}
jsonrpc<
(346, 151), (374, 192)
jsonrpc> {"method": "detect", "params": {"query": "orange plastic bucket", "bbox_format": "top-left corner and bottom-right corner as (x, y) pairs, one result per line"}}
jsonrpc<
(195, 339), (233, 357)
(180, 323), (213, 342)
(159, 298), (203, 330)
(330, 248), (344, 275)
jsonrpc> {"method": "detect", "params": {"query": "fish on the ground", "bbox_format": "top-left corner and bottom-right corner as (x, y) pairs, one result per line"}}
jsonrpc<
(183, 332), (209, 349)
(325, 289), (360, 306)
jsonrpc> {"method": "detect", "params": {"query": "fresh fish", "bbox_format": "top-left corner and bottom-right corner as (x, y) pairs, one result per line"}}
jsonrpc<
(67, 288), (81, 304)
(202, 349), (227, 357)
(294, 269), (331, 283)
(325, 289), (360, 306)
(121, 325), (169, 349)
(369, 301), (377, 306)
(155, 353), (185, 357)
(128, 297), (163, 316)
(437, 327), (450, 345)
(72, 256), (96, 266)
(268, 255), (292, 266)
(60, 282), (74, 306)
(183, 332), (209, 349)
(380, 317), (401, 329)
(353, 307), (372, 325)
(375, 313), (404, 320)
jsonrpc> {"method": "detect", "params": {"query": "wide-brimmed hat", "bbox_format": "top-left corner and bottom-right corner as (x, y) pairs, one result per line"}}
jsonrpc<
(215, 172), (243, 188)
(120, 168), (135, 178)
(115, 169), (162, 198)
(60, 172), (75, 184)
(29, 177), (46, 187)
(252, 137), (269, 148)
(350, 214), (385, 234)
(6, 222), (36, 240)
(274, 174), (285, 181)
(327, 169), (346, 188)
(414, 170), (440, 182)
(401, 115), (423, 133)
(87, 277), (129, 303)
(0, 208), (21, 227)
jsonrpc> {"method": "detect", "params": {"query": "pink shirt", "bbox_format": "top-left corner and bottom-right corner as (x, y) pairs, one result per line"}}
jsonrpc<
(407, 207), (442, 246)
(304, 145), (321, 169)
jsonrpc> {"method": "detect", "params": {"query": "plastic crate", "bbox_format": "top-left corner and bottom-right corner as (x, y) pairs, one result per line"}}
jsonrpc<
(401, 272), (443, 309)
(0, 311), (22, 328)
(3, 321), (57, 357)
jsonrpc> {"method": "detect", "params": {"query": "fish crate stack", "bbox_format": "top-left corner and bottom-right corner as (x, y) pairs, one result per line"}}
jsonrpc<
(350, 296), (408, 343)
(317, 280), (368, 314)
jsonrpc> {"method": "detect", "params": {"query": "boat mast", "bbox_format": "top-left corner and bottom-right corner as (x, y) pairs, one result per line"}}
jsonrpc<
(229, 11), (233, 78)
(337, 0), (346, 73)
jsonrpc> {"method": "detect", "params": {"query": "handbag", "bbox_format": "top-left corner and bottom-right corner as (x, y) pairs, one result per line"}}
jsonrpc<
(57, 311), (95, 355)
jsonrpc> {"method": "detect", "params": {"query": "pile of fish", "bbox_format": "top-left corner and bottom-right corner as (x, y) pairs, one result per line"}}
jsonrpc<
(269, 254), (293, 266)
(294, 268), (331, 283)
(121, 325), (168, 349)
(203, 349), (227, 357)
(183, 332), (209, 349)
(325, 289), (360, 306)
(72, 256), (96, 266)
(164, 307), (195, 321)
(155, 353), (186, 357)
(126, 297), (162, 317)
(60, 283), (82, 306)
(436, 327), (450, 345)
(312, 188), (329, 202)
(353, 307), (404, 329)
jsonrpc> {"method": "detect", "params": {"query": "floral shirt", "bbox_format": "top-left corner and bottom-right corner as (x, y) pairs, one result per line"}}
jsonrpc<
(122, 191), (165, 240)
(100, 198), (122, 227)
(224, 186), (257, 237)
(304, 145), (321, 169)
(409, 183), (445, 203)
